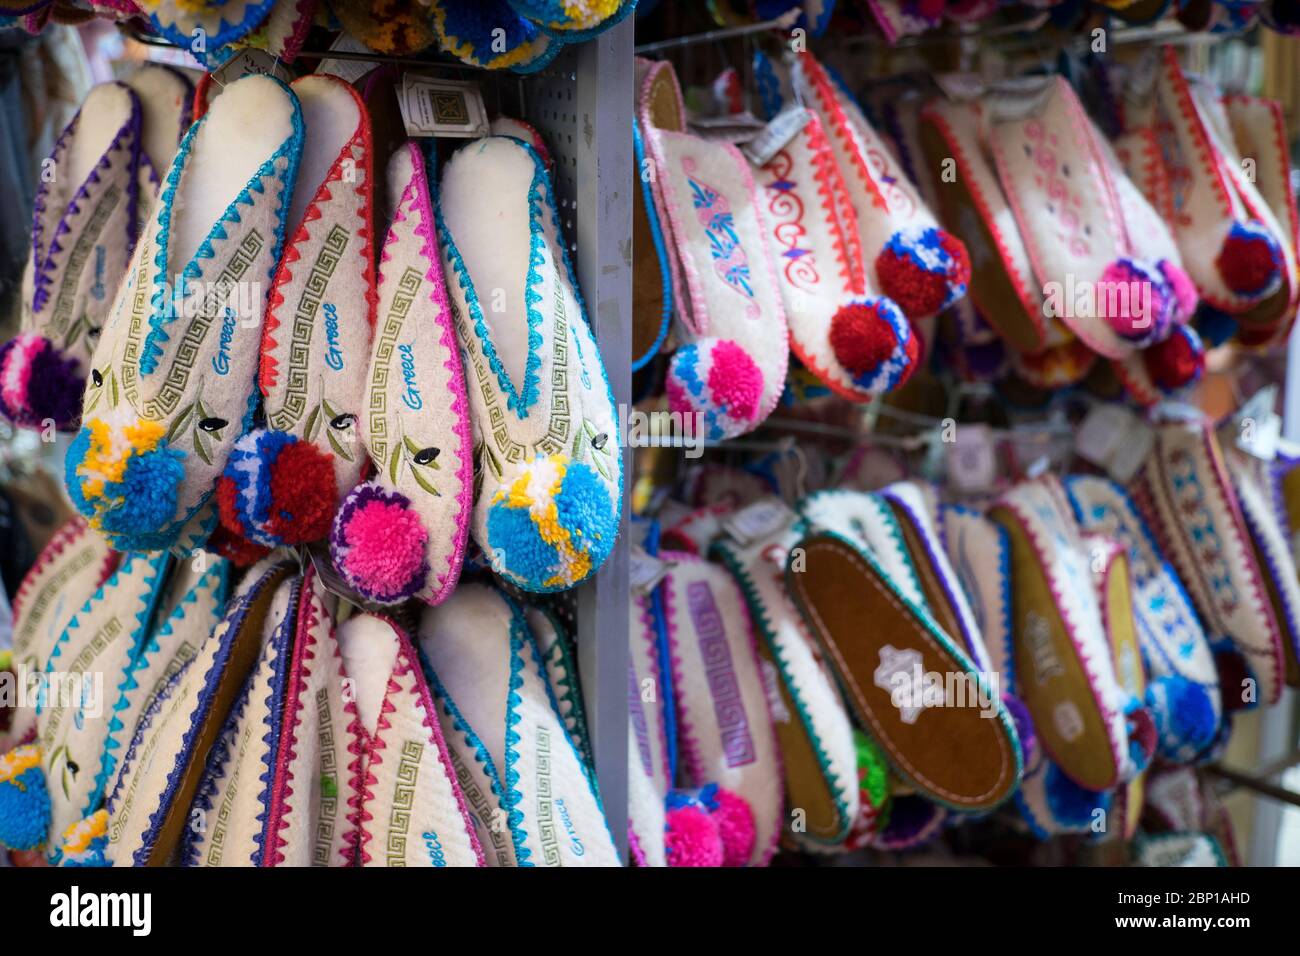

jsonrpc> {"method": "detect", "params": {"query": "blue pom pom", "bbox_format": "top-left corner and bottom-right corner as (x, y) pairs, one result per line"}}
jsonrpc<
(0, 751), (52, 851)
(1044, 763), (1110, 829)
(1148, 675), (1218, 763)
(63, 427), (94, 519)
(98, 445), (185, 537)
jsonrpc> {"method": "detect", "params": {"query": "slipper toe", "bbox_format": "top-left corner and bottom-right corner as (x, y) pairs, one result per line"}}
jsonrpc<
(875, 226), (971, 319)
(827, 297), (918, 393)
(331, 482), (431, 604)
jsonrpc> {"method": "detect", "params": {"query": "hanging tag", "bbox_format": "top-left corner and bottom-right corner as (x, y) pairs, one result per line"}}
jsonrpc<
(629, 546), (669, 595)
(399, 74), (489, 139)
(317, 32), (377, 85)
(1076, 403), (1154, 483)
(947, 424), (998, 494)
(690, 112), (767, 145)
(212, 48), (290, 85)
(722, 498), (794, 547)
(1231, 385), (1280, 461)
(741, 105), (810, 167)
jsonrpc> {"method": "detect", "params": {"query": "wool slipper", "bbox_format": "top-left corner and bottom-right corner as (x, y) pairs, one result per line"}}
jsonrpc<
(629, 559), (675, 867)
(1014, 755), (1112, 839)
(632, 120), (673, 373)
(135, 0), (278, 66)
(1129, 417), (1286, 707)
(212, 0), (318, 65)
(122, 64), (194, 193)
(636, 57), (790, 441)
(181, 573), (299, 866)
(217, 75), (376, 553)
(526, 604), (593, 773)
(753, 106), (919, 401)
(985, 76), (1167, 360)
(437, 135), (621, 592)
(2, 82), (145, 432)
(327, 142), (471, 605)
(788, 496), (1022, 812)
(987, 476), (1130, 792)
(1133, 831), (1228, 867)
(2, 519), (117, 755)
(1066, 475), (1221, 762)
(508, 0), (636, 38)
(330, 0), (437, 56)
(66, 73), (304, 554)
(791, 53), (971, 323)
(260, 563), (358, 866)
(1112, 324), (1207, 407)
(101, 557), (296, 865)
(918, 97), (1049, 352)
(418, 582), (617, 866)
(659, 550), (783, 865)
(712, 504), (859, 850)
(428, 0), (562, 72)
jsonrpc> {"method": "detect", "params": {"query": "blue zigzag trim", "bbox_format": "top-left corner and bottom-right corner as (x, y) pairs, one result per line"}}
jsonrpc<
(181, 661), (256, 867)
(251, 578), (300, 866)
(503, 605), (531, 865)
(145, 0), (280, 68)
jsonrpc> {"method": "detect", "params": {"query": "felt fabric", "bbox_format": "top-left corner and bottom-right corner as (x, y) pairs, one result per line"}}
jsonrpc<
(122, 64), (193, 193)
(438, 135), (622, 592)
(333, 611), (484, 867)
(67, 73), (303, 554)
(941, 504), (1015, 684)
(628, 578), (671, 867)
(4, 82), (145, 432)
(526, 605), (594, 773)
(659, 550), (783, 864)
(215, 0), (319, 64)
(713, 512), (859, 850)
(328, 142), (470, 605)
(136, 0), (279, 66)
(419, 582), (618, 866)
(637, 57), (790, 440)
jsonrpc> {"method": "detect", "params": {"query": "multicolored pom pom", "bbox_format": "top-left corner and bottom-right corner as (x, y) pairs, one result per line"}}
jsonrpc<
(1099, 257), (1172, 347)
(698, 784), (756, 867)
(828, 296), (915, 393)
(1215, 220), (1283, 300)
(663, 798), (723, 867)
(1158, 259), (1199, 324)
(666, 339), (764, 441)
(0, 333), (83, 431)
(1124, 699), (1157, 775)
(1147, 674), (1218, 763)
(217, 430), (339, 547)
(1141, 324), (1205, 394)
(872, 794), (946, 851)
(844, 729), (891, 851)
(874, 226), (971, 319)
(0, 745), (51, 851)
(330, 482), (430, 604)
(57, 809), (108, 867)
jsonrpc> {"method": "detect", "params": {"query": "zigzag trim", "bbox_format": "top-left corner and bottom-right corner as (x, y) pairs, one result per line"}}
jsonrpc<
(181, 663), (255, 867)
(10, 517), (91, 626)
(251, 578), (300, 865)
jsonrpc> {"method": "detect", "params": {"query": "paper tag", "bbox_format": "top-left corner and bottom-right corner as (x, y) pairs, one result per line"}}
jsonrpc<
(1075, 403), (1154, 483)
(399, 75), (489, 139)
(1232, 386), (1280, 461)
(722, 498), (794, 546)
(947, 424), (998, 494)
(316, 32), (378, 85)
(690, 111), (767, 145)
(741, 105), (810, 166)
(629, 546), (669, 595)
(212, 48), (290, 85)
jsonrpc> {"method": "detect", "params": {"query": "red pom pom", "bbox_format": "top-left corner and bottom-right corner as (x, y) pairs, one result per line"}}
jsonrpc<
(830, 302), (898, 374)
(215, 474), (243, 538)
(1216, 227), (1280, 297)
(263, 438), (338, 544)
(664, 805), (723, 867)
(875, 230), (970, 319)
(207, 523), (272, 567)
(1143, 330), (1204, 391)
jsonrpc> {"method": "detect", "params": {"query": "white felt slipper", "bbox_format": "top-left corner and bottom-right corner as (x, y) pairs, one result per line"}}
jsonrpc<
(217, 74), (377, 552)
(418, 582), (618, 866)
(123, 64), (193, 194)
(438, 135), (621, 592)
(328, 141), (472, 605)
(136, 0), (277, 66)
(428, 0), (561, 72)
(66, 73), (304, 554)
(637, 57), (790, 441)
(526, 604), (593, 773)
(629, 564), (673, 867)
(2, 82), (146, 432)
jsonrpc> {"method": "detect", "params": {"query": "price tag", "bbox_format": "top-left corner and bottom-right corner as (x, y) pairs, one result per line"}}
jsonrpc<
(317, 32), (377, 85)
(212, 48), (290, 85)
(740, 105), (810, 167)
(629, 547), (669, 595)
(947, 424), (998, 494)
(399, 75), (489, 139)
(1076, 403), (1154, 482)
(722, 498), (794, 546)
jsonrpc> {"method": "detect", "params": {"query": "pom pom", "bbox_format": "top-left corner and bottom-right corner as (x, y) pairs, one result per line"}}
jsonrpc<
(663, 804), (723, 867)
(1001, 693), (1039, 772)
(1158, 260), (1198, 324)
(219, 430), (339, 547)
(207, 523), (272, 568)
(1142, 325), (1205, 393)
(874, 226), (970, 319)
(666, 339), (763, 441)
(0, 334), (82, 431)
(1125, 701), (1157, 774)
(485, 454), (616, 591)
(331, 483), (429, 604)
(1098, 258), (1171, 346)
(1147, 674), (1218, 762)
(705, 786), (756, 867)
(873, 795), (945, 850)
(0, 745), (51, 851)
(58, 809), (108, 867)
(1043, 762), (1110, 829)
(828, 296), (914, 393)
(1216, 221), (1283, 299)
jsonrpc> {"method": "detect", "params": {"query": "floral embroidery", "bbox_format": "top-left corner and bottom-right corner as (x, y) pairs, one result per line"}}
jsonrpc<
(683, 157), (759, 318)
(1167, 448), (1239, 617)
(763, 151), (818, 292)
(1023, 119), (1090, 257)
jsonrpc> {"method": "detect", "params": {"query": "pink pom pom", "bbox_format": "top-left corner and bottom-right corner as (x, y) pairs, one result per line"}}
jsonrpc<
(331, 483), (429, 604)
(706, 340), (763, 422)
(709, 787), (757, 867)
(1099, 259), (1164, 344)
(664, 805), (723, 867)
(1158, 260), (1198, 324)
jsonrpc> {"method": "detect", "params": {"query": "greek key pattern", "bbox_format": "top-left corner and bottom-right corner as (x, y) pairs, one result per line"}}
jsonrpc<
(268, 224), (350, 430)
(13, 546), (98, 658)
(208, 722), (255, 866)
(41, 616), (122, 751)
(385, 739), (423, 866)
(687, 580), (756, 768)
(313, 688), (337, 866)
(535, 727), (561, 866)
(367, 266), (423, 463)
(448, 747), (511, 865)
(140, 641), (198, 720)
(47, 184), (122, 335)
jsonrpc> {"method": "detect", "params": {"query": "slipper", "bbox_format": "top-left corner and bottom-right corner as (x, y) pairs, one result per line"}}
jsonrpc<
(122, 64), (193, 196)
(1134, 831), (1228, 867)
(941, 504), (1015, 685)
(507, 0), (636, 38)
(2, 82), (145, 432)
(1014, 756), (1112, 840)
(791, 53), (971, 323)
(213, 0), (319, 65)
(988, 476), (1130, 792)
(629, 554), (674, 866)
(417, 582), (618, 866)
(437, 135), (621, 592)
(918, 97), (1049, 352)
(261, 563), (359, 866)
(1112, 324), (1207, 407)
(2, 519), (117, 755)
(136, 0), (278, 66)
(214, 75), (375, 553)
(330, 0), (437, 56)
(632, 120), (673, 373)
(526, 604), (593, 774)
(713, 503), (859, 850)
(181, 572), (299, 866)
(327, 141), (472, 605)
(66, 74), (304, 555)
(636, 57), (790, 441)
(1065, 475), (1221, 762)
(788, 497), (1022, 812)
(102, 557), (296, 865)
(1130, 417), (1286, 707)
(428, 0), (562, 72)
(752, 103), (919, 401)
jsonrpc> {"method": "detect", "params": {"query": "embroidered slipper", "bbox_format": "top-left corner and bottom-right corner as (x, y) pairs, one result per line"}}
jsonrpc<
(217, 74), (376, 553)
(2, 519), (117, 755)
(1130, 418), (1286, 707)
(1112, 324), (1208, 407)
(1065, 475), (1221, 762)
(437, 135), (621, 592)
(181, 573), (299, 866)
(918, 97), (1048, 352)
(418, 582), (617, 866)
(214, 0), (319, 65)
(525, 604), (593, 772)
(712, 504), (859, 850)
(629, 559), (674, 867)
(2, 82), (145, 433)
(507, 0), (636, 38)
(791, 53), (971, 323)
(327, 142), (471, 605)
(102, 557), (295, 865)
(330, 0), (437, 56)
(136, 0), (278, 66)
(66, 73), (304, 554)
(123, 65), (193, 194)
(753, 105), (919, 401)
(988, 476), (1130, 792)
(632, 120), (673, 373)
(428, 0), (562, 72)
(659, 550), (783, 866)
(636, 57), (790, 441)
(787, 497), (1022, 812)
